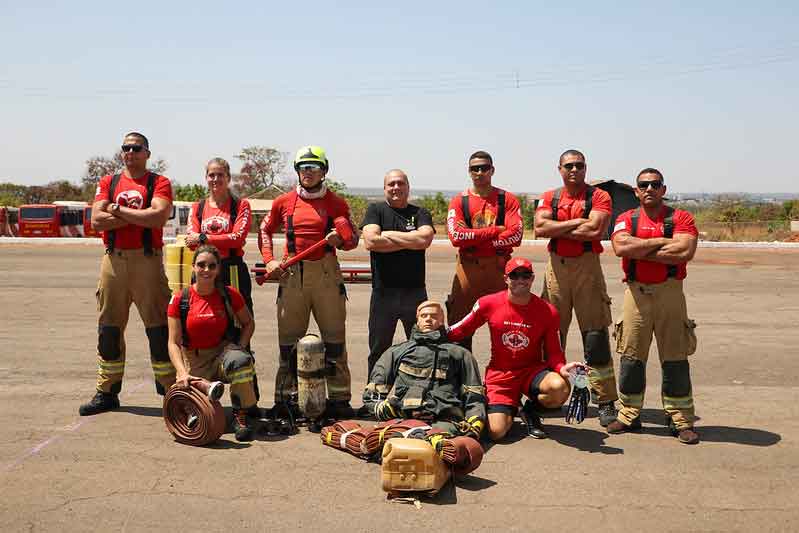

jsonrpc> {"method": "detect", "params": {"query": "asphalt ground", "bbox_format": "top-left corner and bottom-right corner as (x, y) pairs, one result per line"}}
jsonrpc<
(0, 241), (797, 532)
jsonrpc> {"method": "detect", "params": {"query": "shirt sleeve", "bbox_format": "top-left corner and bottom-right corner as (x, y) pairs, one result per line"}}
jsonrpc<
(492, 192), (523, 248)
(446, 194), (501, 248)
(167, 292), (181, 318)
(673, 210), (699, 236)
(360, 202), (380, 229)
(153, 175), (173, 202)
(416, 207), (434, 231)
(447, 298), (488, 341)
(591, 188), (612, 215)
(362, 345), (398, 408)
(206, 198), (250, 252)
(543, 303), (566, 374)
(188, 202), (201, 235)
(94, 175), (112, 203)
(227, 287), (246, 312)
(259, 195), (284, 263)
(611, 210), (634, 239)
(535, 190), (554, 213)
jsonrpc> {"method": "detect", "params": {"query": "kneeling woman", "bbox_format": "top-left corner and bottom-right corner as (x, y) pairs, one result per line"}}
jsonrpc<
(167, 244), (259, 441)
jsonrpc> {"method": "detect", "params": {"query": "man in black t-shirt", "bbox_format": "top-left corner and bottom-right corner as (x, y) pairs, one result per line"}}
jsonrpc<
(360, 169), (435, 378)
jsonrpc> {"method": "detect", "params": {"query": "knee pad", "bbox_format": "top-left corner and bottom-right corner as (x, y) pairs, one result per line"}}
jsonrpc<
(619, 356), (646, 395)
(223, 350), (254, 373)
(324, 342), (344, 375)
(662, 360), (692, 397)
(146, 326), (169, 362)
(97, 325), (121, 360)
(583, 329), (611, 366)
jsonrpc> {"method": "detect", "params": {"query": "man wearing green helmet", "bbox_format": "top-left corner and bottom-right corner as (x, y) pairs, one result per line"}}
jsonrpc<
(259, 146), (360, 423)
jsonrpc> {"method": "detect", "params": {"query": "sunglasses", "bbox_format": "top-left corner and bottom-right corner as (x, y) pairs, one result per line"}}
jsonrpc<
(637, 180), (664, 190)
(508, 270), (533, 280)
(195, 261), (218, 270)
(469, 164), (493, 173)
(298, 163), (323, 172)
(121, 144), (146, 153)
(561, 162), (585, 171)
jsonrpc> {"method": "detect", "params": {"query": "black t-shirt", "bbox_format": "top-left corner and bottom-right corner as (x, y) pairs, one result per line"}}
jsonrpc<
(360, 202), (434, 289)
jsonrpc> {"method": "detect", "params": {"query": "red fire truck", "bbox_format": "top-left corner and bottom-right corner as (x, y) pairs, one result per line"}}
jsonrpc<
(18, 202), (87, 237)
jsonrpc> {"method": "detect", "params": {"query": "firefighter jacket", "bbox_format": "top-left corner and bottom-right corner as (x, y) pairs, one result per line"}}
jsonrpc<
(363, 326), (486, 426)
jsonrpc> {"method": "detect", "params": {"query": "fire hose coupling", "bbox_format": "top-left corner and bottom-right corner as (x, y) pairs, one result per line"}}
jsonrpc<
(163, 378), (226, 446)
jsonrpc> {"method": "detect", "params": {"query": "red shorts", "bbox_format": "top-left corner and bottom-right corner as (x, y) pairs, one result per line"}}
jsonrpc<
(485, 366), (550, 409)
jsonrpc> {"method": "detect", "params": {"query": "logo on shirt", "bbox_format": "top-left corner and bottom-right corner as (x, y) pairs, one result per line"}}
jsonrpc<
(502, 330), (530, 352)
(202, 215), (230, 234)
(471, 211), (496, 229)
(115, 189), (144, 209)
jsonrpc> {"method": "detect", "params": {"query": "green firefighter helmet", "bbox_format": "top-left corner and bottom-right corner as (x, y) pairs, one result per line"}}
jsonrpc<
(293, 145), (329, 172)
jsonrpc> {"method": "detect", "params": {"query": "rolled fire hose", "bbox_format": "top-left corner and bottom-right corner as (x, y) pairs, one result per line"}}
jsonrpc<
(320, 421), (373, 456)
(427, 434), (485, 475)
(163, 379), (226, 446)
(361, 419), (432, 456)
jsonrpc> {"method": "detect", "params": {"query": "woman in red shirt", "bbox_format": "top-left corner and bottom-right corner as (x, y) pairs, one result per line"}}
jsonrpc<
(166, 244), (259, 441)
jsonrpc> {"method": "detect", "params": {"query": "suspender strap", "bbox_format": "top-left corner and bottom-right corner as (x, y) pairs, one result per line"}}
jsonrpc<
(106, 174), (122, 254)
(496, 190), (506, 226)
(219, 286), (241, 344)
(547, 188), (562, 252)
(461, 194), (471, 228)
(180, 287), (191, 347)
(141, 173), (156, 256)
(286, 192), (298, 254)
(324, 215), (334, 252)
(197, 199), (205, 225)
(628, 209), (640, 282)
(582, 186), (595, 252)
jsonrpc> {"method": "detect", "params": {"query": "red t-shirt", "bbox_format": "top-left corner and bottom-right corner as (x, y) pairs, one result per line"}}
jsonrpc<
(167, 286), (245, 349)
(536, 186), (611, 256)
(446, 188), (523, 257)
(188, 197), (251, 259)
(448, 290), (565, 376)
(611, 206), (698, 283)
(259, 190), (358, 264)
(94, 172), (172, 249)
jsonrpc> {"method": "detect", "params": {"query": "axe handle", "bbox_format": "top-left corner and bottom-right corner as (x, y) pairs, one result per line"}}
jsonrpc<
(266, 237), (329, 279)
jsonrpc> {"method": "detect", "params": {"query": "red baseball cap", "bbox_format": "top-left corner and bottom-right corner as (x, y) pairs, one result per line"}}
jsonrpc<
(504, 257), (534, 275)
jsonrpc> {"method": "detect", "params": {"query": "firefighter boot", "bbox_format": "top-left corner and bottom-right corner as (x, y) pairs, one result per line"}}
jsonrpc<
(597, 402), (618, 428)
(325, 399), (354, 420)
(232, 409), (254, 442)
(520, 400), (547, 439)
(78, 391), (120, 416)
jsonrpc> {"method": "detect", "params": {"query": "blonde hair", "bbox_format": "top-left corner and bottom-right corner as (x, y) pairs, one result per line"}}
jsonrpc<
(205, 157), (231, 177)
(416, 300), (444, 318)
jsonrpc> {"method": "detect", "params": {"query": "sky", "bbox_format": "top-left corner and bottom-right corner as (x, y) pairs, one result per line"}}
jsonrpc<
(1, 1), (797, 194)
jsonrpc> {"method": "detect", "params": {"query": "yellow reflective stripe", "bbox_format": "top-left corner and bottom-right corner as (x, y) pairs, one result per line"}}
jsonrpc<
(590, 366), (616, 380)
(230, 265), (239, 290)
(99, 360), (125, 370)
(662, 395), (694, 409)
(619, 392), (644, 407)
(228, 368), (254, 378)
(462, 385), (486, 396)
(398, 363), (446, 380)
(230, 376), (254, 385)
(151, 362), (174, 369)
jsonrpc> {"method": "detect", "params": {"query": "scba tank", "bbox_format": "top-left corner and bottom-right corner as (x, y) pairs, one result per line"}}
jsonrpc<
(164, 241), (193, 292)
(297, 334), (327, 420)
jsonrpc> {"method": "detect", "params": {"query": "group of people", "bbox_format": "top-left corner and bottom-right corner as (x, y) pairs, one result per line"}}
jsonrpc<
(78, 131), (700, 447)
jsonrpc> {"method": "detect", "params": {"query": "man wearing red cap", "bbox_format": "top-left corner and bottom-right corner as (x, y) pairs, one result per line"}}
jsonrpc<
(448, 257), (588, 440)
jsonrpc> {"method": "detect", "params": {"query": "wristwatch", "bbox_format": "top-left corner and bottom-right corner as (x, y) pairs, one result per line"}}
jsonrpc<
(198, 233), (208, 244)
(110, 203), (120, 213)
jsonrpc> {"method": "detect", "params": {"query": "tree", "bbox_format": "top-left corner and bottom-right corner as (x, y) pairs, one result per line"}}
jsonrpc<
(173, 184), (207, 202)
(233, 146), (288, 197)
(418, 192), (449, 225)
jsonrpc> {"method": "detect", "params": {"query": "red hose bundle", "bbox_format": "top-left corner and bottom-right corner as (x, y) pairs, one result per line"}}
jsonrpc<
(361, 419), (432, 455)
(448, 436), (484, 475)
(163, 381), (226, 446)
(320, 421), (373, 456)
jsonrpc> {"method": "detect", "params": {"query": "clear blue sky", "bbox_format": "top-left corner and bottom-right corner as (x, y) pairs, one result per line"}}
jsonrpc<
(1, 1), (797, 194)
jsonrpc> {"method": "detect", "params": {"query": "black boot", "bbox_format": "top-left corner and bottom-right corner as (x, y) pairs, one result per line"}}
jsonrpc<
(520, 400), (547, 439)
(78, 391), (120, 416)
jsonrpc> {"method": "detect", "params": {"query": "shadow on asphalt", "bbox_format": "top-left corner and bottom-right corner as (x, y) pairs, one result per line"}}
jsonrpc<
(118, 406), (162, 417)
(484, 421), (624, 455)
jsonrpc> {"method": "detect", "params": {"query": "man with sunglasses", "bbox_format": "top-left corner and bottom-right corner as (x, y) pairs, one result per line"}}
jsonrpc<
(608, 168), (699, 444)
(534, 149), (619, 428)
(446, 151), (523, 351)
(259, 146), (360, 422)
(79, 132), (176, 416)
(448, 258), (588, 440)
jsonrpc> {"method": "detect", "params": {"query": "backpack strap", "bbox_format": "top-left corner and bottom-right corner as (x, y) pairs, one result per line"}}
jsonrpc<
(105, 173), (122, 254)
(180, 287), (191, 347)
(461, 193), (471, 228)
(547, 188), (562, 253)
(285, 192), (298, 255)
